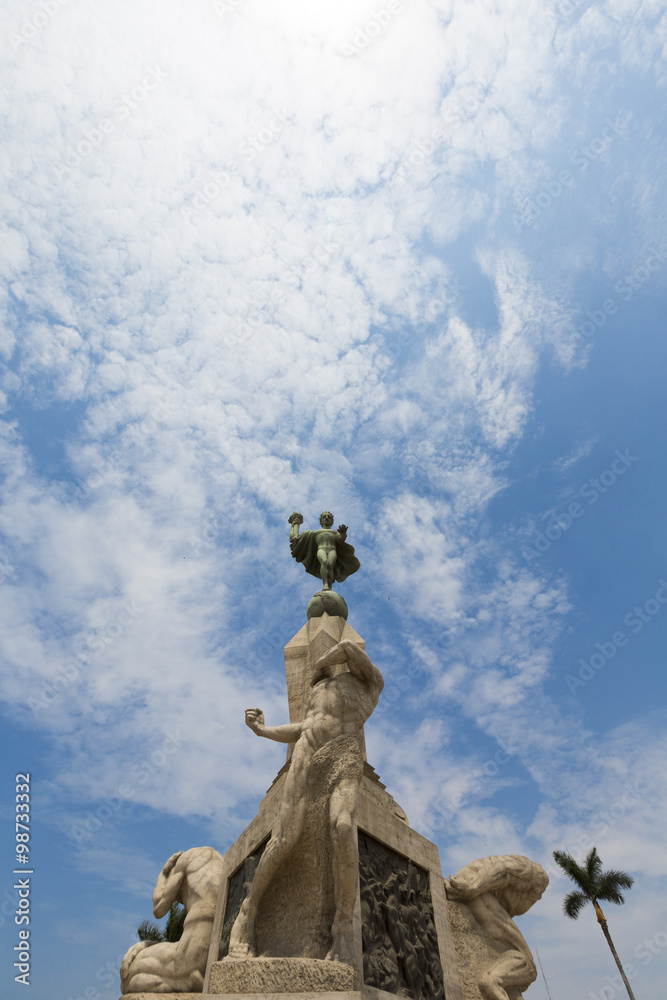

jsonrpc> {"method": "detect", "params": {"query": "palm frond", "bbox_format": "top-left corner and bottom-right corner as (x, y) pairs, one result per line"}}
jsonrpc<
(563, 890), (589, 919)
(164, 902), (186, 942)
(595, 871), (634, 906)
(599, 870), (634, 891)
(137, 919), (164, 942)
(553, 850), (583, 879)
(585, 846), (603, 883)
(553, 850), (595, 895)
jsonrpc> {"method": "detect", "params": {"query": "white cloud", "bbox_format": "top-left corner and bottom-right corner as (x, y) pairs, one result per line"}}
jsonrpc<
(1, 1), (665, 995)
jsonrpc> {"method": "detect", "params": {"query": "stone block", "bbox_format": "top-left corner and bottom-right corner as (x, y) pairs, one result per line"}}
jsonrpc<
(208, 957), (359, 994)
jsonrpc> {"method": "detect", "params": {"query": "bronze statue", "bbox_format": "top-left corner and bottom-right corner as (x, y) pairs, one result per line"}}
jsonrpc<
(288, 511), (360, 591)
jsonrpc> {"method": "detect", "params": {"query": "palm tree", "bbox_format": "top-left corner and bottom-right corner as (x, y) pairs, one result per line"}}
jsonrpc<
(552, 847), (636, 1000)
(137, 902), (186, 944)
(164, 901), (186, 942)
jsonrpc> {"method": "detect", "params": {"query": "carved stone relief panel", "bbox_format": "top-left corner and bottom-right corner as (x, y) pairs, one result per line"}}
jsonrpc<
(218, 840), (267, 960)
(359, 830), (445, 1000)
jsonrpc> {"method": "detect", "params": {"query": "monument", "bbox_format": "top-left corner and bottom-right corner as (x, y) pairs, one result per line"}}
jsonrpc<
(119, 510), (548, 1000)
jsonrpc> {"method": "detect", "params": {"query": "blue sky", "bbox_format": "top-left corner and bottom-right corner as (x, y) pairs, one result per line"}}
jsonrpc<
(1, 1), (666, 998)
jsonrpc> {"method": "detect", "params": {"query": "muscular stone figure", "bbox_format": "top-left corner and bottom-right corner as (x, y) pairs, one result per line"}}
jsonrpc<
(446, 855), (548, 1000)
(227, 639), (383, 966)
(120, 846), (224, 994)
(289, 511), (360, 591)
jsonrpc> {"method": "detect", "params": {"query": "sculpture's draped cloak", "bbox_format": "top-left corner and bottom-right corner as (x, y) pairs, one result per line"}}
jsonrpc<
(290, 531), (360, 583)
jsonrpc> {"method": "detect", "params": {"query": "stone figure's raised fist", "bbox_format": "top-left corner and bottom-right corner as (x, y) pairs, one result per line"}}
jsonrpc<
(288, 512), (303, 525)
(245, 708), (265, 732)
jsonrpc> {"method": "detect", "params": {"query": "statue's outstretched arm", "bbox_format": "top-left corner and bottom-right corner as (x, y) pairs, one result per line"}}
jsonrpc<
(245, 708), (302, 743)
(288, 512), (303, 543)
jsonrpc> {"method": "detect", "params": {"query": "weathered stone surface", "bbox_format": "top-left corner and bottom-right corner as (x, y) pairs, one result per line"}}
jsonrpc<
(120, 995), (205, 999)
(121, 994), (365, 1000)
(209, 957), (359, 994)
(446, 855), (548, 1000)
(120, 846), (223, 994)
(358, 832), (444, 1000)
(122, 993), (365, 1000)
(225, 641), (383, 970)
(283, 616), (367, 755)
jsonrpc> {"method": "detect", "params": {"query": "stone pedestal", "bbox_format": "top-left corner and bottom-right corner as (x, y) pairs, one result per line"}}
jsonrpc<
(209, 958), (359, 993)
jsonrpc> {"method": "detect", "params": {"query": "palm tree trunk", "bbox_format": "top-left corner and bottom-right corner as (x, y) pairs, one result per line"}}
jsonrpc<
(596, 913), (636, 1000)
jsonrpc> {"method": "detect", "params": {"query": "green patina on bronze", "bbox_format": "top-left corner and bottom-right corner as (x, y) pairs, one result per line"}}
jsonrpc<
(288, 511), (360, 618)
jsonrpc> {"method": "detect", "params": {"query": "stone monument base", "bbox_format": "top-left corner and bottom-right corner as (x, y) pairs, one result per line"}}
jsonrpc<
(122, 993), (368, 1000)
(208, 958), (359, 994)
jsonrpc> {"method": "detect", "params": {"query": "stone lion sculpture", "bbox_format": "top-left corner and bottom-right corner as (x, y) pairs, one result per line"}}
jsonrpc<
(120, 846), (224, 994)
(446, 854), (548, 1000)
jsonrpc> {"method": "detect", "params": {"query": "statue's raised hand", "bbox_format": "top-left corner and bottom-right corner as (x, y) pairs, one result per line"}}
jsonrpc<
(245, 708), (265, 733)
(288, 512), (303, 525)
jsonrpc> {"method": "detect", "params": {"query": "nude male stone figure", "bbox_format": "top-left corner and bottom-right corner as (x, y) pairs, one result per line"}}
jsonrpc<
(227, 639), (383, 966)
(446, 855), (548, 1000)
(120, 846), (224, 994)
